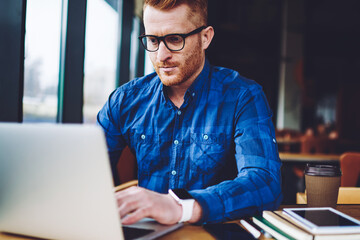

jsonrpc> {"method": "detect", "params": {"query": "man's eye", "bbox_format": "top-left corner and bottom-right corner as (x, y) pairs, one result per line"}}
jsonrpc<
(147, 37), (158, 45)
(166, 35), (182, 44)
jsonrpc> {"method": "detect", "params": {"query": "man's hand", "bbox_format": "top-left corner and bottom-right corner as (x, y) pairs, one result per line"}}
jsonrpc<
(115, 186), (202, 225)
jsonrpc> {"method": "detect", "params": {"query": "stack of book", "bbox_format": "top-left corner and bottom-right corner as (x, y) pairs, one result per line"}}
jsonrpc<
(252, 210), (360, 240)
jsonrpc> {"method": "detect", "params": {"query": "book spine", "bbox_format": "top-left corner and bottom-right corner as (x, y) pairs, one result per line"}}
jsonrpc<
(263, 212), (313, 240)
(252, 216), (295, 240)
(240, 219), (262, 239)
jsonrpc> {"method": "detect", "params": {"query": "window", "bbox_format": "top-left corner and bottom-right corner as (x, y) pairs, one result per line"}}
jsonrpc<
(23, 0), (62, 122)
(83, 0), (118, 123)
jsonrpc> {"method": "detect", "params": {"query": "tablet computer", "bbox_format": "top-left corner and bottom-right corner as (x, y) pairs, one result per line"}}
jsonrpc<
(283, 207), (360, 234)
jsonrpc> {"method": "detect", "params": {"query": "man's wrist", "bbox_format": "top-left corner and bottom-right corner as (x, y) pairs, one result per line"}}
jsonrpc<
(168, 189), (196, 222)
(178, 198), (195, 222)
(188, 200), (202, 223)
(167, 193), (202, 223)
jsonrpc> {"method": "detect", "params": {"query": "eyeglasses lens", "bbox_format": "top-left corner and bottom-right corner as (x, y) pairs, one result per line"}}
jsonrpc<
(142, 35), (184, 52)
(142, 36), (158, 51)
(164, 35), (184, 51)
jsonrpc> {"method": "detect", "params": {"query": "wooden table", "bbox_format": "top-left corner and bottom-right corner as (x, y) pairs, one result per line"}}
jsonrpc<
(297, 187), (360, 204)
(2, 205), (359, 240)
(276, 138), (301, 152)
(279, 152), (340, 163)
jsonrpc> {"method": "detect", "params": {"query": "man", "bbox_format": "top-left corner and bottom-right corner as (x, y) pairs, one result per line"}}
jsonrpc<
(97, 0), (282, 225)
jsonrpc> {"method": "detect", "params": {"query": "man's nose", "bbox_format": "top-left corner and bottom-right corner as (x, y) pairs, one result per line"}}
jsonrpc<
(157, 41), (172, 62)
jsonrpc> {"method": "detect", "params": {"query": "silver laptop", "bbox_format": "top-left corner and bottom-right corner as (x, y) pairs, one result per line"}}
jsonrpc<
(0, 123), (182, 240)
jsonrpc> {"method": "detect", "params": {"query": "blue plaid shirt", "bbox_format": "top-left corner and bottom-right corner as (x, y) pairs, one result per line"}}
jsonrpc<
(97, 59), (282, 223)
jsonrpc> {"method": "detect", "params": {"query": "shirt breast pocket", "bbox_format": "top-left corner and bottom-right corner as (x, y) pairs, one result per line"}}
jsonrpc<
(130, 132), (162, 176)
(189, 132), (228, 175)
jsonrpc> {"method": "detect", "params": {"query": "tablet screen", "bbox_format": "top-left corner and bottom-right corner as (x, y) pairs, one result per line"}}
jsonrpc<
(290, 209), (360, 227)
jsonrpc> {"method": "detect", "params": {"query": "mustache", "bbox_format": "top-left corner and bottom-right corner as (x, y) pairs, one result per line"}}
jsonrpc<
(156, 61), (178, 68)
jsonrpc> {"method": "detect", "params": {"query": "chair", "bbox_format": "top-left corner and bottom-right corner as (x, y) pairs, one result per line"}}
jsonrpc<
(116, 146), (137, 184)
(300, 135), (338, 154)
(114, 145), (138, 192)
(114, 179), (138, 192)
(299, 133), (317, 154)
(340, 152), (360, 187)
(276, 128), (302, 152)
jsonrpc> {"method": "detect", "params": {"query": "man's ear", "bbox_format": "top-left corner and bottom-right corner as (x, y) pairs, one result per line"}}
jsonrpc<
(201, 26), (214, 50)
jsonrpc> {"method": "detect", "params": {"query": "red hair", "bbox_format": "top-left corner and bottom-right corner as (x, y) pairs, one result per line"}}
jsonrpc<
(143, 0), (208, 26)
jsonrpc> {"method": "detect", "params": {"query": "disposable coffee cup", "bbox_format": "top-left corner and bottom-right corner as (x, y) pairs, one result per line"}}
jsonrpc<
(304, 164), (342, 208)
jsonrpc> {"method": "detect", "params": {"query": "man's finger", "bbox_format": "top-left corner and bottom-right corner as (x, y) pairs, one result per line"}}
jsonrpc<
(115, 186), (141, 205)
(118, 200), (138, 218)
(121, 207), (149, 225)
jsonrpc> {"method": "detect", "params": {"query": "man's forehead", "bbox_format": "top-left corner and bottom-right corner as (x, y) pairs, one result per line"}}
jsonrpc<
(143, 5), (197, 34)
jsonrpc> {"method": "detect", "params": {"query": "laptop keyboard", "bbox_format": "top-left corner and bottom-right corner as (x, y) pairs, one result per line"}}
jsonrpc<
(123, 226), (155, 240)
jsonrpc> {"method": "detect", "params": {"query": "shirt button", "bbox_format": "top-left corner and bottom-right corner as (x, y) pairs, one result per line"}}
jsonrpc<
(171, 170), (177, 176)
(177, 110), (182, 115)
(141, 134), (146, 140)
(192, 92), (196, 97)
(174, 140), (179, 145)
(203, 134), (209, 140)
(273, 138), (276, 143)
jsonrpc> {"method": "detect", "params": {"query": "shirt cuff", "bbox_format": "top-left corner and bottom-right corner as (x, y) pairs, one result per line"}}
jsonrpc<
(189, 189), (224, 224)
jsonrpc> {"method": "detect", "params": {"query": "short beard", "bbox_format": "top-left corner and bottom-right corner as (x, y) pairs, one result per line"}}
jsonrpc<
(155, 38), (203, 87)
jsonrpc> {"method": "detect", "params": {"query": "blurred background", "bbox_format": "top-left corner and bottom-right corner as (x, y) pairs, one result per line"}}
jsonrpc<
(1, 0), (360, 203)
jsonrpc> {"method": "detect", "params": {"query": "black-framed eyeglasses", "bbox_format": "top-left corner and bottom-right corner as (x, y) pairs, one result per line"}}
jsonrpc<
(138, 26), (207, 52)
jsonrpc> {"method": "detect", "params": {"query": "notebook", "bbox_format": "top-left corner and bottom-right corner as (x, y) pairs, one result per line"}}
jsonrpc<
(0, 123), (182, 240)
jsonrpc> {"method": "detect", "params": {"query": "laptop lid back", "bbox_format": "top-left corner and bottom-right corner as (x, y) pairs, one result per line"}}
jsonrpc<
(0, 123), (124, 240)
